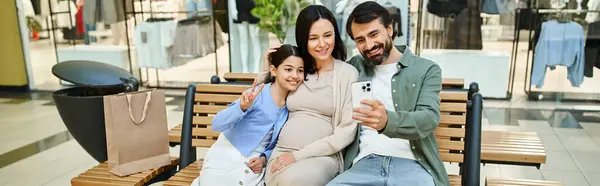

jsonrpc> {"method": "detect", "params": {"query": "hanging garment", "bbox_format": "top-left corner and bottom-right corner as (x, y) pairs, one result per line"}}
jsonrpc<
(234, 0), (259, 23)
(586, 0), (600, 23)
(445, 0), (483, 49)
(532, 20), (585, 88)
(584, 21), (600, 77)
(384, 4), (403, 37)
(134, 20), (178, 69)
(83, 0), (130, 25)
(55, 0), (78, 28)
(186, 0), (213, 18)
(40, 0), (55, 16)
(77, 6), (84, 35)
(23, 0), (35, 16)
(83, 0), (102, 25)
(427, 0), (467, 18)
(482, 0), (514, 14)
(172, 16), (225, 60)
(31, 0), (41, 15)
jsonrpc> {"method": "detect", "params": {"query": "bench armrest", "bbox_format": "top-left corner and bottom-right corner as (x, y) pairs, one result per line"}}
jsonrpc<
(178, 84), (198, 171)
(462, 83), (483, 186)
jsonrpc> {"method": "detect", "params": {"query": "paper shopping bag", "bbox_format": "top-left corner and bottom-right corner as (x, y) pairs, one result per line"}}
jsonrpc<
(104, 89), (170, 176)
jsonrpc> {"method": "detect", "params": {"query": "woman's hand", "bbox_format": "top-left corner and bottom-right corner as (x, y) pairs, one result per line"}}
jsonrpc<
(270, 153), (296, 173)
(262, 45), (283, 71)
(240, 80), (265, 111)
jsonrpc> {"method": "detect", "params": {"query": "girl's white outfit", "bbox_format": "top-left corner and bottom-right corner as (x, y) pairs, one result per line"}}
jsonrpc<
(191, 130), (273, 186)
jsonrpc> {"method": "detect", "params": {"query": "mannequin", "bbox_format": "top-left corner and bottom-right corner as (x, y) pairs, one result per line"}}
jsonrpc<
(229, 0), (268, 73)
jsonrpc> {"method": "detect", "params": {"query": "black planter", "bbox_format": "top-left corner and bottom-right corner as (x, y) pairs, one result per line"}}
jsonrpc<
(52, 86), (125, 162)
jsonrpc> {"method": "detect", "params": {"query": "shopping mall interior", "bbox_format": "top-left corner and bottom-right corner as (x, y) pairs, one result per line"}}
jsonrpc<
(1, 0), (600, 185)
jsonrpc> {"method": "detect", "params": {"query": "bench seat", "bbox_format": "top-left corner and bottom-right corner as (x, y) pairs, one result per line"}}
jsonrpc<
(486, 177), (563, 186)
(481, 131), (547, 167)
(71, 157), (179, 186)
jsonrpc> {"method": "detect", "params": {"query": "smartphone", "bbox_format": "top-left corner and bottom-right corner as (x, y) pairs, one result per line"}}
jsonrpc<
(351, 81), (374, 112)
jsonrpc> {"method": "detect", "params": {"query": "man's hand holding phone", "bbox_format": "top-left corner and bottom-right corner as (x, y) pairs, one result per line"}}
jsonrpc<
(352, 100), (388, 132)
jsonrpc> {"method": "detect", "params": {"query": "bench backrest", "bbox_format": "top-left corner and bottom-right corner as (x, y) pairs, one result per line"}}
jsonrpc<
(182, 83), (469, 165)
(436, 90), (469, 163)
(223, 73), (465, 89)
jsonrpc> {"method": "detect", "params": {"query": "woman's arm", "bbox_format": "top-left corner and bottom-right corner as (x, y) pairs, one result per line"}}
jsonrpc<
(291, 67), (359, 161)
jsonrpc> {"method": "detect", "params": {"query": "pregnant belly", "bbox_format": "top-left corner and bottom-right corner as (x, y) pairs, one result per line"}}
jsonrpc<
(277, 112), (333, 149)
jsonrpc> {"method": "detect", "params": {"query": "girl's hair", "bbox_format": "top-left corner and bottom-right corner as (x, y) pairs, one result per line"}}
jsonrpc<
(263, 44), (302, 84)
(295, 5), (347, 77)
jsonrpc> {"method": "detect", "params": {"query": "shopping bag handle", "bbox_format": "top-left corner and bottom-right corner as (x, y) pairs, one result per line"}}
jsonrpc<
(126, 91), (152, 124)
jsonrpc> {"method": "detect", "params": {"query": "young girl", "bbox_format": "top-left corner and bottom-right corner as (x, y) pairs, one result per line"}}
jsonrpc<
(192, 44), (305, 186)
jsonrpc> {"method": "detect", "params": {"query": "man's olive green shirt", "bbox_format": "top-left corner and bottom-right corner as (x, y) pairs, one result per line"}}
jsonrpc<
(343, 46), (450, 186)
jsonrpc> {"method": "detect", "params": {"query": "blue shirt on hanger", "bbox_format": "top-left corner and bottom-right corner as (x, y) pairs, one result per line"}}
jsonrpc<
(532, 20), (585, 88)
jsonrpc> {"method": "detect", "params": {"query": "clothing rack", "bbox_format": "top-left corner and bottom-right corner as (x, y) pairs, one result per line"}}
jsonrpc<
(512, 7), (600, 102)
(48, 0), (78, 80)
(123, 0), (228, 89)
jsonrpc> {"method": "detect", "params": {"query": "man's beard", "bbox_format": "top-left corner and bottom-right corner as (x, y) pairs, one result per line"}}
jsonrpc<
(362, 38), (393, 67)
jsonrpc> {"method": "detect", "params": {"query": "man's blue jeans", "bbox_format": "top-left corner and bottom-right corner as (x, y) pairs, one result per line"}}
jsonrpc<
(327, 154), (434, 186)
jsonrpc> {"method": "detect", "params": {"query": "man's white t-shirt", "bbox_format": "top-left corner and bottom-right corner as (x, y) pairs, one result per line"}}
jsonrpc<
(353, 63), (416, 164)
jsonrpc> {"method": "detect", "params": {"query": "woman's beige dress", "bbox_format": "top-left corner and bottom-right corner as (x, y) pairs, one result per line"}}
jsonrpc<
(265, 72), (340, 186)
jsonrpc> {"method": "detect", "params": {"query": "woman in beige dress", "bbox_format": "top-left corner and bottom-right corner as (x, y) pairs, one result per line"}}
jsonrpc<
(259, 5), (359, 186)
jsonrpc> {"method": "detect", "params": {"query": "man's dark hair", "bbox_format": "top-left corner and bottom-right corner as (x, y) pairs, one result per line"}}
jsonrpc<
(346, 1), (397, 40)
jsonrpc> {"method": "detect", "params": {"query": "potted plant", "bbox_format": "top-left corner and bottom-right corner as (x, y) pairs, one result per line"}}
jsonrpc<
(26, 16), (42, 40)
(251, 0), (310, 44)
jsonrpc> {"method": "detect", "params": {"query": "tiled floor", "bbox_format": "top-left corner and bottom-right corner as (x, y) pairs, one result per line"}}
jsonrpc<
(0, 92), (599, 186)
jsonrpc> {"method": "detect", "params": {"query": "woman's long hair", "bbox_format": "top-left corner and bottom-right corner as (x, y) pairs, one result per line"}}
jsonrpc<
(295, 5), (347, 77)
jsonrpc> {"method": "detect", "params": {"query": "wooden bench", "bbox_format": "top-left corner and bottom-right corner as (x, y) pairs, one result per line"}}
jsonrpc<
(485, 178), (563, 186)
(165, 83), (485, 185)
(221, 73), (547, 167)
(71, 157), (179, 186)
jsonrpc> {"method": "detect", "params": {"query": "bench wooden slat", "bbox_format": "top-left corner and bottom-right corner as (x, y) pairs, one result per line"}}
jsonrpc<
(439, 152), (463, 163)
(435, 128), (465, 138)
(223, 73), (255, 82)
(168, 134), (217, 147)
(437, 140), (465, 151)
(440, 114), (466, 125)
(193, 116), (214, 125)
(442, 78), (464, 88)
(440, 91), (468, 101)
(72, 177), (136, 186)
(170, 126), (220, 137)
(449, 175), (462, 186)
(441, 102), (467, 113)
(482, 143), (545, 150)
(196, 84), (249, 93)
(193, 105), (228, 114)
(482, 150), (547, 164)
(486, 178), (563, 186)
(195, 93), (239, 103)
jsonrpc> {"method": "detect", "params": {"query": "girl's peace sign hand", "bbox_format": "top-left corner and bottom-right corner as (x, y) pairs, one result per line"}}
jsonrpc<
(240, 79), (265, 111)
